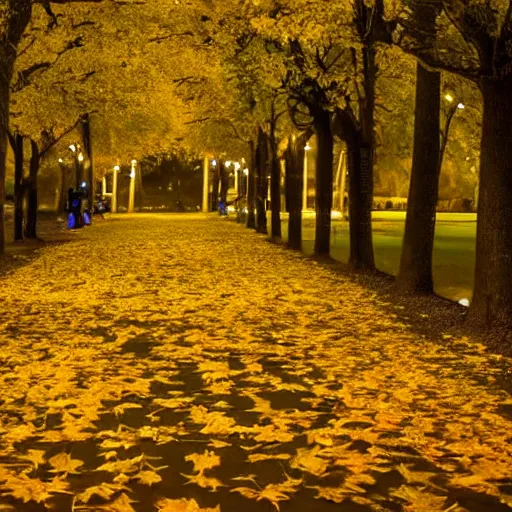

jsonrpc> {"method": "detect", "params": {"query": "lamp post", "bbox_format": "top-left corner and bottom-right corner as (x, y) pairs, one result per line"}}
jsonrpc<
(69, 144), (80, 190)
(78, 152), (84, 191)
(202, 156), (210, 212)
(112, 165), (120, 213)
(128, 159), (136, 213)
(303, 142), (312, 211)
(58, 158), (68, 213)
(438, 94), (465, 177)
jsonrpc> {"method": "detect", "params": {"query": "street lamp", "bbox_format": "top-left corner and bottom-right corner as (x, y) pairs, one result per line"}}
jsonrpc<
(128, 159), (137, 213)
(303, 142), (312, 210)
(68, 144), (81, 189)
(112, 165), (120, 213)
(439, 94), (466, 177)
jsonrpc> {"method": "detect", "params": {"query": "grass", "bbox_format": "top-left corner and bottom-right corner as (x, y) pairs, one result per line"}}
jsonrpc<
(278, 211), (477, 302)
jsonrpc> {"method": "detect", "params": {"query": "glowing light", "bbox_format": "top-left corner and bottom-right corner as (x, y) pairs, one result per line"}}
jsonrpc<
(78, 153), (84, 162)
(457, 103), (465, 110)
(305, 144), (312, 151)
(131, 159), (137, 165)
(69, 144), (76, 152)
(459, 298), (470, 307)
(130, 170), (135, 179)
(225, 161), (232, 167)
(243, 168), (249, 176)
(58, 158), (63, 163)
(81, 181), (87, 188)
(234, 162), (241, 171)
(211, 160), (217, 167)
(114, 165), (120, 171)
(445, 94), (454, 103)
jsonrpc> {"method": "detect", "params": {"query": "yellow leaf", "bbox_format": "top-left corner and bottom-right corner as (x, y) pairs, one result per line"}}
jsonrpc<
(113, 403), (143, 417)
(96, 455), (144, 474)
(248, 453), (292, 463)
(99, 492), (137, 512)
(155, 497), (220, 511)
(133, 470), (162, 486)
(208, 440), (231, 449)
(185, 450), (221, 472)
(181, 472), (224, 491)
(19, 449), (46, 469)
(74, 483), (129, 505)
(48, 452), (84, 474)
(290, 446), (329, 476)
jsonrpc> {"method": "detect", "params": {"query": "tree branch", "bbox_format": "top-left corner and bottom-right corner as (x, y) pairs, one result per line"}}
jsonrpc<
(39, 113), (94, 160)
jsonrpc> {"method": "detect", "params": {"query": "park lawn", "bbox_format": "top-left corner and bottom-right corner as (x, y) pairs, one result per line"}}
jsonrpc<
(279, 211), (477, 302)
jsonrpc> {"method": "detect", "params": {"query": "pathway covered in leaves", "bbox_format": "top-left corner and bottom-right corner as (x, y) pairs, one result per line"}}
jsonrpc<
(0, 214), (511, 512)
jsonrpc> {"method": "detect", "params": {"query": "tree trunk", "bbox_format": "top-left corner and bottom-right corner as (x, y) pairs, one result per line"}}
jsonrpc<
(285, 134), (305, 250)
(9, 133), (24, 241)
(219, 162), (229, 205)
(269, 118), (281, 239)
(136, 162), (145, 210)
(82, 113), (94, 216)
(255, 128), (268, 234)
(0, 60), (11, 254)
(247, 140), (256, 229)
(0, 5), (32, 253)
(58, 163), (68, 214)
(397, 62), (441, 292)
(211, 165), (220, 212)
(314, 110), (333, 255)
(346, 136), (374, 269)
(470, 74), (512, 331)
(25, 140), (40, 239)
(347, 40), (377, 271)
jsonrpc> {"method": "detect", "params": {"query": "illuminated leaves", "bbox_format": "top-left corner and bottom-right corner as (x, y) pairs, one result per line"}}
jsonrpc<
(182, 450), (223, 491)
(1, 473), (70, 504)
(290, 446), (329, 476)
(231, 475), (302, 511)
(132, 470), (163, 486)
(156, 498), (221, 512)
(74, 483), (130, 505)
(48, 452), (84, 474)
(185, 450), (221, 473)
(1, 215), (512, 512)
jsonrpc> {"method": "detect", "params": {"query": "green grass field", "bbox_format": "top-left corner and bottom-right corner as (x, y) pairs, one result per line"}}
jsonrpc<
(279, 211), (477, 302)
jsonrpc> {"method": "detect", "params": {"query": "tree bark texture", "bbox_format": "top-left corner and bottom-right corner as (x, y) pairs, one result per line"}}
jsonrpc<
(58, 163), (68, 214)
(255, 128), (268, 234)
(11, 133), (24, 241)
(285, 134), (306, 250)
(470, 74), (512, 331)
(25, 139), (40, 239)
(269, 122), (281, 239)
(397, 62), (441, 293)
(314, 110), (334, 256)
(247, 140), (256, 229)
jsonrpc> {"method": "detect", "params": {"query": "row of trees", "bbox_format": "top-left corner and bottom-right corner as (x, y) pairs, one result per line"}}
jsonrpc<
(1, 0), (511, 341)
(166, 0), (512, 339)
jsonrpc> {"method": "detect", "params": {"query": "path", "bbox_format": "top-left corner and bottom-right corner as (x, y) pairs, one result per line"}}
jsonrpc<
(0, 214), (511, 512)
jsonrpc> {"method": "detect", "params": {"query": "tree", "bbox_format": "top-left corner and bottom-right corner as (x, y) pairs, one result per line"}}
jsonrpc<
(0, 0), (104, 252)
(397, 0), (512, 333)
